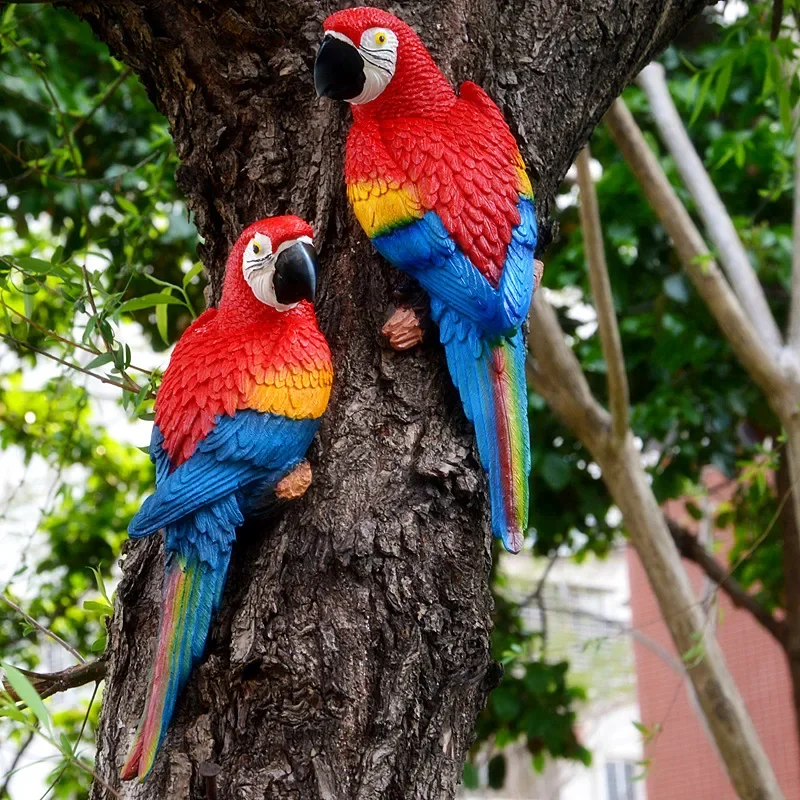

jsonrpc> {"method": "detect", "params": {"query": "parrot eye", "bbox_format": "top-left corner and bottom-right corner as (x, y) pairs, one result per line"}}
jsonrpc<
(252, 242), (261, 254)
(375, 31), (387, 45)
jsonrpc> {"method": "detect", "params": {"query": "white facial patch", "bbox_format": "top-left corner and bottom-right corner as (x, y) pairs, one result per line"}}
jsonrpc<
(356, 28), (398, 104)
(326, 28), (398, 105)
(242, 232), (306, 312)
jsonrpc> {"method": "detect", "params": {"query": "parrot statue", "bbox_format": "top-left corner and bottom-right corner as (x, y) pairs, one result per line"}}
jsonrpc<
(314, 7), (537, 553)
(120, 216), (333, 781)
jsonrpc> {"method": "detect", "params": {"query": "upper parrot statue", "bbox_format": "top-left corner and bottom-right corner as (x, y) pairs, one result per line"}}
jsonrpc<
(120, 216), (333, 781)
(314, 7), (537, 553)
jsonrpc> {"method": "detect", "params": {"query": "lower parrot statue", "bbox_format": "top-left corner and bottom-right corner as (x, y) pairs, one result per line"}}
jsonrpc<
(314, 7), (538, 553)
(120, 216), (333, 781)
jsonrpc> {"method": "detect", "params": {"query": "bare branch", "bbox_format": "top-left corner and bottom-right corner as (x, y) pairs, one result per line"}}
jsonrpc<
(791, 128), (800, 349)
(637, 63), (784, 354)
(576, 146), (630, 445)
(1, 659), (106, 703)
(1, 595), (85, 664)
(604, 98), (788, 402)
(526, 291), (611, 451)
(0, 334), (146, 396)
(666, 519), (788, 646)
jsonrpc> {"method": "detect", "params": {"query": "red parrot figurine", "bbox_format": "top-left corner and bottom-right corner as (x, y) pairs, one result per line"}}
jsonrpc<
(120, 216), (333, 781)
(314, 7), (537, 553)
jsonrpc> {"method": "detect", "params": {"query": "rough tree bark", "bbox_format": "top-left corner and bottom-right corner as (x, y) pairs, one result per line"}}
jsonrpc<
(68, 2), (709, 798)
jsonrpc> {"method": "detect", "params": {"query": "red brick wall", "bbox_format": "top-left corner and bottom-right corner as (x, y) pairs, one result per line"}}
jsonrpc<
(627, 474), (800, 799)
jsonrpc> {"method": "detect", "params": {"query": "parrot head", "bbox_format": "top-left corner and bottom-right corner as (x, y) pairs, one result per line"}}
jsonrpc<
(314, 7), (453, 115)
(221, 216), (318, 313)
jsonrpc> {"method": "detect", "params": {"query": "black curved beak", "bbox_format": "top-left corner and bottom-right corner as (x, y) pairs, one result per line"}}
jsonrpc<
(274, 241), (318, 305)
(314, 35), (365, 101)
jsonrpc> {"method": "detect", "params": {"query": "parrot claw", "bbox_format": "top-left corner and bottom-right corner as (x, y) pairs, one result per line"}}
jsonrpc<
(534, 259), (544, 293)
(275, 460), (313, 500)
(382, 306), (424, 351)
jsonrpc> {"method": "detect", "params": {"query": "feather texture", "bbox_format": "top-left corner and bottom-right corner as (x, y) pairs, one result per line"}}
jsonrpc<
(121, 217), (332, 780)
(328, 7), (538, 551)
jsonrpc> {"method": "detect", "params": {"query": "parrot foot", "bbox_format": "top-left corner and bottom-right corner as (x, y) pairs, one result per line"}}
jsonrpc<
(534, 259), (544, 293)
(382, 306), (424, 351)
(275, 460), (312, 500)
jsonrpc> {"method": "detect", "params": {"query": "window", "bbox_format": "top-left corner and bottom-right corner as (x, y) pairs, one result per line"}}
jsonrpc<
(605, 760), (635, 800)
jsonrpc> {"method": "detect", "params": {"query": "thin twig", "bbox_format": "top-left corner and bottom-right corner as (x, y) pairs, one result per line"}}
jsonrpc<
(38, 680), (101, 800)
(2, 659), (106, 703)
(0, 298), (154, 377)
(576, 146), (630, 445)
(0, 142), (159, 186)
(0, 731), (35, 799)
(1, 595), (85, 664)
(637, 63), (783, 354)
(68, 66), (133, 140)
(667, 519), (788, 645)
(0, 334), (145, 395)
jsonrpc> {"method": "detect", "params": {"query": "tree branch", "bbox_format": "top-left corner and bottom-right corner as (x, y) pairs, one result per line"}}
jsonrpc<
(0, 335), (145, 396)
(604, 97), (788, 403)
(666, 519), (788, 646)
(526, 291), (611, 451)
(1, 658), (106, 703)
(636, 63), (784, 354)
(576, 146), (630, 445)
(790, 128), (800, 350)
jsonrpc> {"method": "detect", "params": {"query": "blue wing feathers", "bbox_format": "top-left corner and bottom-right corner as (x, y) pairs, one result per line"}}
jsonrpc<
(374, 198), (536, 336)
(130, 411), (319, 541)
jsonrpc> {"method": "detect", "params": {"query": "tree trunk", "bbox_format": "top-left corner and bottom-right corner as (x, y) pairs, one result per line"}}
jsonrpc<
(69, 1), (709, 797)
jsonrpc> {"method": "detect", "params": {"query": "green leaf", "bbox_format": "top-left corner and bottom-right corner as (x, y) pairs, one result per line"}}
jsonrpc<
(491, 687), (519, 722)
(462, 762), (480, 790)
(156, 300), (169, 344)
(117, 293), (183, 314)
(715, 60), (734, 113)
(83, 600), (113, 614)
(779, 86), (792, 134)
(0, 662), (51, 733)
(90, 566), (112, 605)
(84, 352), (114, 370)
(14, 256), (53, 274)
(116, 195), (139, 216)
(23, 288), (34, 333)
(182, 261), (205, 288)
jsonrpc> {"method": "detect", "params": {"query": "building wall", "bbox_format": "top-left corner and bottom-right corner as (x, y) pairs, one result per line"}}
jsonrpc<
(462, 548), (646, 800)
(628, 481), (800, 799)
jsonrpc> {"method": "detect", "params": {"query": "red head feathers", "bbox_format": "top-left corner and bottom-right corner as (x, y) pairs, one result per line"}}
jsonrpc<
(315, 7), (454, 119)
(219, 215), (317, 316)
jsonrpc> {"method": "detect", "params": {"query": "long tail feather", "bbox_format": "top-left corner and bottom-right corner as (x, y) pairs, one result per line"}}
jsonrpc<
(120, 550), (229, 781)
(441, 321), (531, 552)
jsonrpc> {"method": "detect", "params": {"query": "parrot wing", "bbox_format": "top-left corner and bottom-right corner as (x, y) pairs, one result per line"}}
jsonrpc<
(129, 409), (319, 538)
(374, 92), (536, 334)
